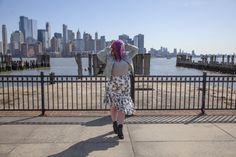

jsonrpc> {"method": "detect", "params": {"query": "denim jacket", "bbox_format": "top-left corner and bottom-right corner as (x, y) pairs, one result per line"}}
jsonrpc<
(97, 44), (138, 77)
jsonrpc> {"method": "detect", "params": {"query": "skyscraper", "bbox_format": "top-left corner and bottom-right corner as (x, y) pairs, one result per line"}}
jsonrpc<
(51, 37), (59, 52)
(67, 30), (75, 42)
(94, 32), (98, 53)
(62, 24), (68, 45)
(46, 22), (51, 48)
(100, 36), (106, 50)
(2, 25), (8, 54)
(134, 34), (145, 53)
(0, 42), (3, 54)
(54, 33), (62, 39)
(10, 31), (24, 56)
(19, 16), (37, 44)
(30, 19), (37, 43)
(38, 29), (48, 52)
(76, 29), (81, 39)
(119, 34), (133, 44)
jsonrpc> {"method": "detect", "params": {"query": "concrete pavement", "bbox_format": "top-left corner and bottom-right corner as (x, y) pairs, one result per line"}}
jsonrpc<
(0, 115), (236, 157)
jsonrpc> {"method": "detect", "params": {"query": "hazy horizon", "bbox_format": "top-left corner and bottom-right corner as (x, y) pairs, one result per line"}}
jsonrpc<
(0, 0), (236, 54)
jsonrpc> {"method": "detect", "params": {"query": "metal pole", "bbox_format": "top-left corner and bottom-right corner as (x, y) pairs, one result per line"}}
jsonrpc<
(40, 72), (45, 116)
(201, 72), (207, 114)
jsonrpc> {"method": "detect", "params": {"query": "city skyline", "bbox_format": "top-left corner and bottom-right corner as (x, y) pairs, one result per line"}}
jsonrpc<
(0, 0), (236, 54)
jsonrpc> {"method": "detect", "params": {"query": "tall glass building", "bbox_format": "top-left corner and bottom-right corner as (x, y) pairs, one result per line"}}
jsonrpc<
(19, 16), (37, 44)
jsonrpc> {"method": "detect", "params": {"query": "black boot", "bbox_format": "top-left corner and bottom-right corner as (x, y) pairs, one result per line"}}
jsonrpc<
(113, 121), (118, 134)
(117, 124), (124, 139)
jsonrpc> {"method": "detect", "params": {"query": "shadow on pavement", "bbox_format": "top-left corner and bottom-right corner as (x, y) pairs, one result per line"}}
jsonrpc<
(82, 116), (111, 126)
(48, 131), (119, 157)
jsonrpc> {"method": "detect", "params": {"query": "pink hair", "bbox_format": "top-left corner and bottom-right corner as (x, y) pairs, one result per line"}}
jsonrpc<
(111, 40), (125, 61)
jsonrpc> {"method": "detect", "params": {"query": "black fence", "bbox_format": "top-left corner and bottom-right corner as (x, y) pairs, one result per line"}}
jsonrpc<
(0, 72), (236, 115)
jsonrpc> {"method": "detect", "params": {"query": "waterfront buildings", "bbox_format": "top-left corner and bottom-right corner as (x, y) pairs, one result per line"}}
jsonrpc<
(1, 15), (147, 57)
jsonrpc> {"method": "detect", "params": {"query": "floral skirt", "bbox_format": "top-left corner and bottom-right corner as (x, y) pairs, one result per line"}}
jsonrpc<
(104, 75), (134, 115)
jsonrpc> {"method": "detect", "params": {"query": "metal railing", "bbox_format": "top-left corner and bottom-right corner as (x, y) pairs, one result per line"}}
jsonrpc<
(0, 72), (236, 115)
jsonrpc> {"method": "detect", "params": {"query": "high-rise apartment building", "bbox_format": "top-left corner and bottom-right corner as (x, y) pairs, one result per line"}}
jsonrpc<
(34, 41), (43, 55)
(51, 37), (59, 52)
(19, 16), (37, 44)
(0, 42), (3, 54)
(2, 24), (8, 54)
(54, 33), (62, 39)
(46, 22), (51, 48)
(94, 32), (98, 53)
(76, 29), (81, 39)
(10, 31), (24, 56)
(38, 29), (48, 51)
(73, 39), (84, 52)
(100, 36), (106, 50)
(62, 24), (68, 45)
(67, 30), (75, 42)
(134, 34), (145, 53)
(119, 34), (133, 44)
(83, 32), (93, 51)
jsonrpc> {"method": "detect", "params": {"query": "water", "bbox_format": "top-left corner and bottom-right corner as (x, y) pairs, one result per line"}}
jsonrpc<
(0, 57), (229, 76)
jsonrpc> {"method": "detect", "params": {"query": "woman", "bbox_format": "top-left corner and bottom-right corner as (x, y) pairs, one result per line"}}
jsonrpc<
(97, 40), (138, 139)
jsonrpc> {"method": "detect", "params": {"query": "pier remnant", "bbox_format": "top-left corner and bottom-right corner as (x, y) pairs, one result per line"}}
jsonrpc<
(0, 53), (50, 73)
(176, 54), (236, 74)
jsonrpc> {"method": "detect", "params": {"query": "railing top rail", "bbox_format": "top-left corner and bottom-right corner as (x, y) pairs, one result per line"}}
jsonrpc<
(0, 74), (235, 78)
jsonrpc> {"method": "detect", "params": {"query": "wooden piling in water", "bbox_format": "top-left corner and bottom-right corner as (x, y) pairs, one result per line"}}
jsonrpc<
(143, 54), (151, 75)
(75, 53), (82, 76)
(88, 54), (92, 75)
(133, 54), (144, 75)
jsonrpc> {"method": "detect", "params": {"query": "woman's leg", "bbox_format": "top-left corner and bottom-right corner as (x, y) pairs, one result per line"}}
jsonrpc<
(117, 110), (125, 124)
(110, 106), (118, 134)
(117, 110), (125, 139)
(110, 106), (118, 122)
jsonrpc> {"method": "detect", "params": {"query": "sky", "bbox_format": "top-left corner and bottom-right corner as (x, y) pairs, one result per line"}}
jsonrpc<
(0, 0), (236, 54)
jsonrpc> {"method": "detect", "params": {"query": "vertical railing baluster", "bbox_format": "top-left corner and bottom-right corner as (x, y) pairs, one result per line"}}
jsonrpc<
(193, 77), (196, 109)
(226, 77), (229, 109)
(179, 77), (182, 109)
(2, 77), (5, 110)
(40, 72), (45, 115)
(17, 77), (20, 110)
(12, 77), (15, 110)
(31, 77), (34, 110)
(230, 76), (233, 109)
(7, 77), (10, 110)
(174, 77), (177, 109)
(188, 77), (191, 109)
(165, 77), (168, 109)
(27, 77), (29, 110)
(217, 77), (220, 109)
(201, 72), (207, 114)
(170, 77), (173, 109)
(221, 77), (224, 109)
(212, 77), (215, 109)
(184, 77), (186, 109)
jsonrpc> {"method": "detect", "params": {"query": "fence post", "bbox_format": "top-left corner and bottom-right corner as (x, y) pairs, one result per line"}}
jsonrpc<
(40, 72), (45, 116)
(130, 75), (135, 102)
(201, 72), (207, 114)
